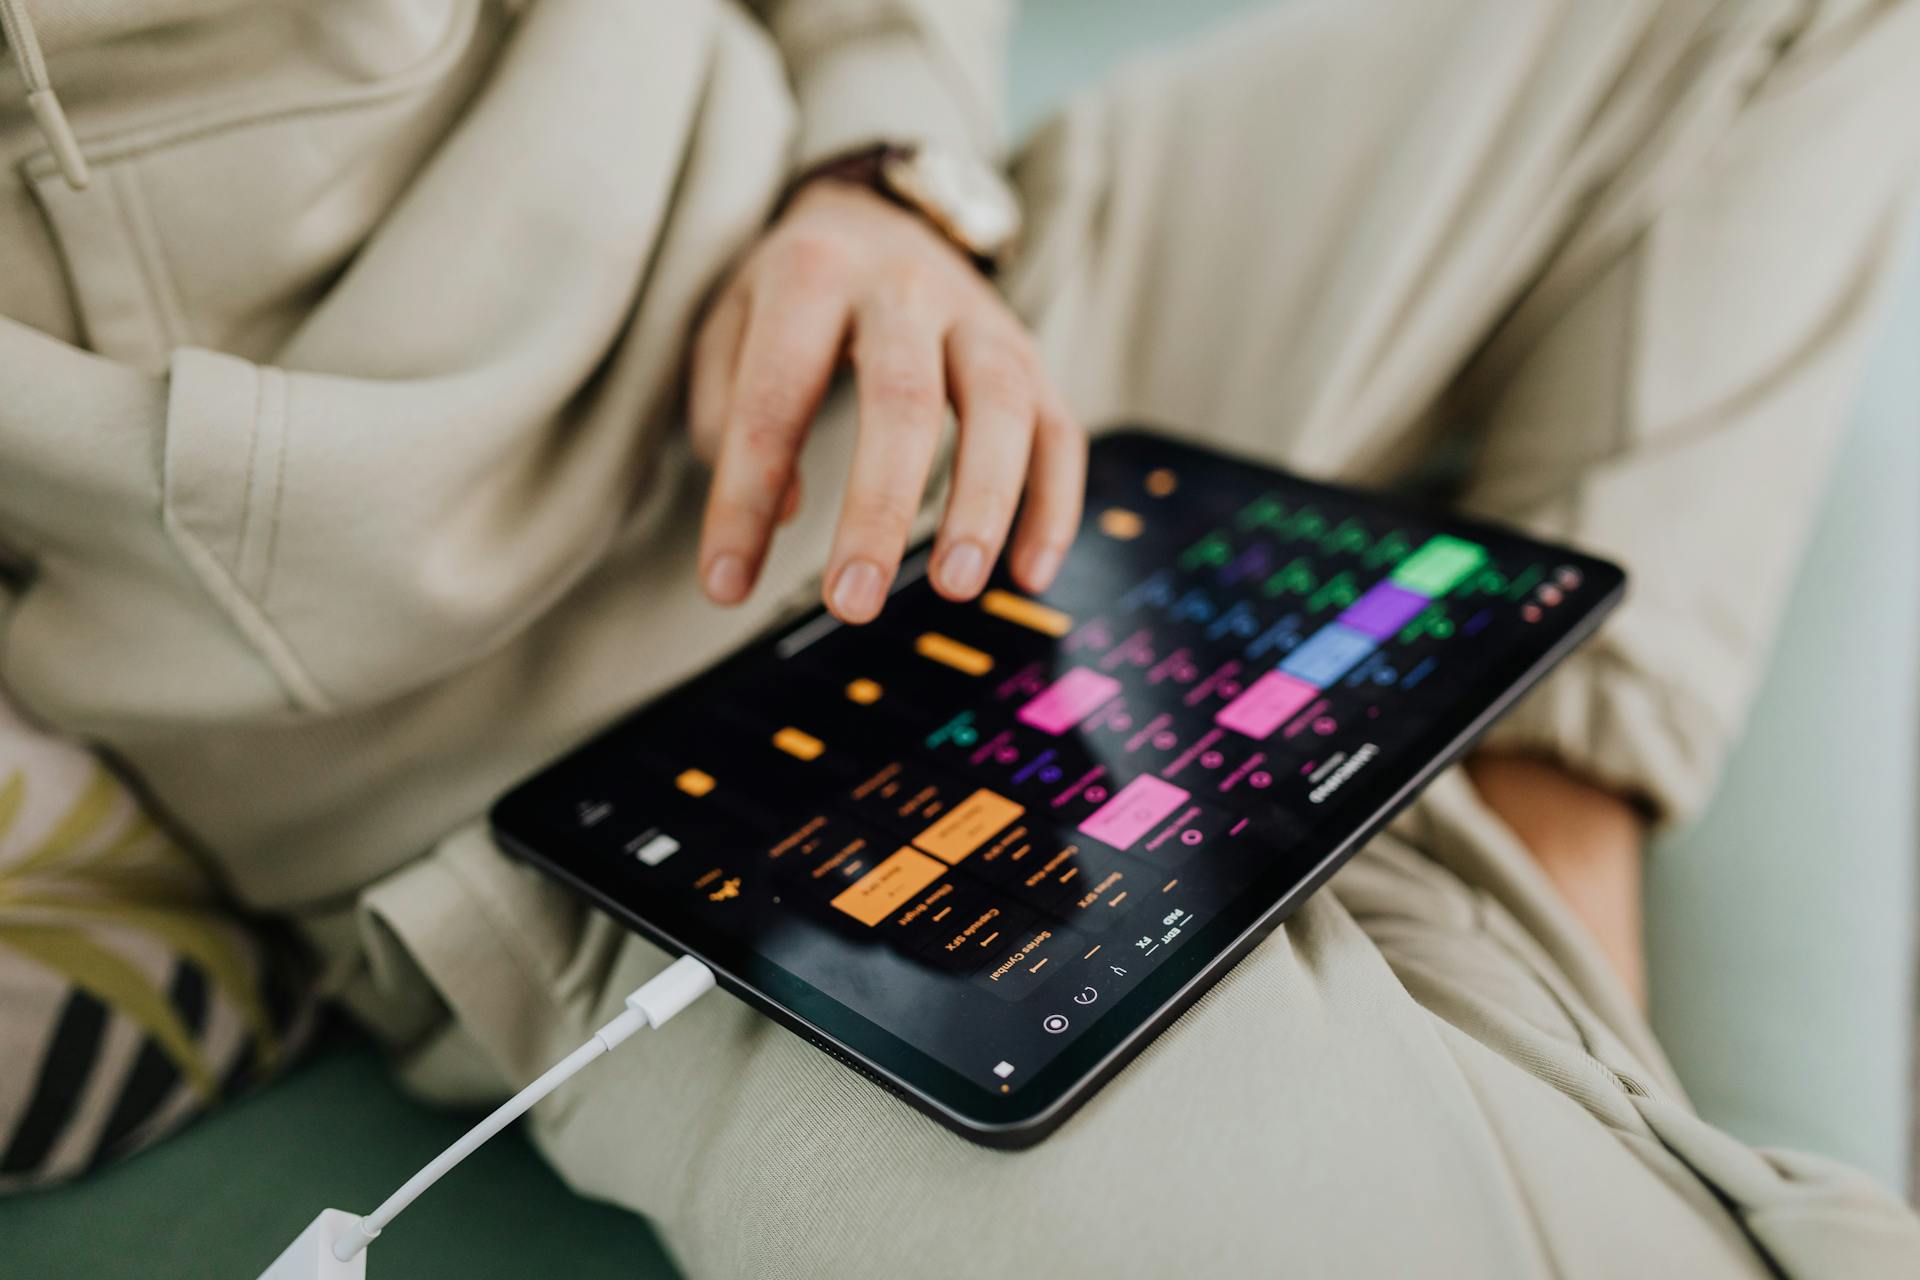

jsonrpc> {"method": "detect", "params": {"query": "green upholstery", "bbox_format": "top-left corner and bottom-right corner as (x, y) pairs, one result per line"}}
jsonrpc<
(2, 3), (1912, 1276)
(0, 1039), (679, 1278)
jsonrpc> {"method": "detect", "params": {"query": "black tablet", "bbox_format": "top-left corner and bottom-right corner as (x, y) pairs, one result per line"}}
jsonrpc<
(490, 428), (1624, 1148)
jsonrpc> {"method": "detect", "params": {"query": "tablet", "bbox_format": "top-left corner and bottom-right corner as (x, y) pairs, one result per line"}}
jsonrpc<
(490, 428), (1624, 1148)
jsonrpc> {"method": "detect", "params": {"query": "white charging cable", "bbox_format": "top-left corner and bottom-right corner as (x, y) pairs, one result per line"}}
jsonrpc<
(328, 955), (716, 1264)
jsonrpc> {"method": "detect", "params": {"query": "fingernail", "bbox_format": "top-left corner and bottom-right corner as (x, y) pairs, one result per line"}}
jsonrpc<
(829, 559), (886, 621)
(936, 541), (989, 597)
(705, 553), (749, 603)
(1026, 545), (1063, 589)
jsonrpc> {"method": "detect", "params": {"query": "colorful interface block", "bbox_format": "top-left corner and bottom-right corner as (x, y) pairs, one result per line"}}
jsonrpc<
(1214, 670), (1320, 739)
(1017, 667), (1123, 735)
(1078, 775), (1193, 851)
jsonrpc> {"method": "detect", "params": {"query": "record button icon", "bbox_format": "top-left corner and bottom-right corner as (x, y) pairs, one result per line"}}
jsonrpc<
(1042, 1013), (1070, 1034)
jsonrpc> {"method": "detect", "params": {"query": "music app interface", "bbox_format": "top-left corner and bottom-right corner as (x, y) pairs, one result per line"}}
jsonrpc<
(552, 437), (1599, 1098)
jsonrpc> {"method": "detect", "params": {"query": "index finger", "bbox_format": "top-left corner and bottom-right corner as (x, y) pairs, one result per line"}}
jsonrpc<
(822, 304), (948, 623)
(699, 281), (850, 605)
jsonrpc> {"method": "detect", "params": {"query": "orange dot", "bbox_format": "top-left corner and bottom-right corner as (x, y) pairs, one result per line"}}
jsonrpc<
(1099, 507), (1144, 540)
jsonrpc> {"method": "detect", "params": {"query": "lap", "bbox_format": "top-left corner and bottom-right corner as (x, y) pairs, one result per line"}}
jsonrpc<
(518, 776), (1770, 1279)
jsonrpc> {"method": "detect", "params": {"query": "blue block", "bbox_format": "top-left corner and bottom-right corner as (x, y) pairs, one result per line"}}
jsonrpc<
(1278, 621), (1377, 688)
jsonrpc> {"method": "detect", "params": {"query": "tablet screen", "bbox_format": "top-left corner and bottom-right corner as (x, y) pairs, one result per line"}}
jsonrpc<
(492, 429), (1621, 1139)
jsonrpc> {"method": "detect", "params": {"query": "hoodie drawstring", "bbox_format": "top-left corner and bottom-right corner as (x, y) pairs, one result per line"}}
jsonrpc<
(0, 0), (89, 189)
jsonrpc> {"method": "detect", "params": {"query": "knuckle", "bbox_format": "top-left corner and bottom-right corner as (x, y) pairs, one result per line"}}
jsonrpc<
(844, 490), (920, 540)
(705, 498), (760, 535)
(858, 352), (941, 418)
(873, 366), (942, 414)
(731, 377), (808, 438)
(1039, 408), (1086, 448)
(737, 416), (802, 461)
(715, 470), (785, 522)
(773, 231), (849, 289)
(954, 484), (1017, 534)
(968, 352), (1031, 413)
(876, 260), (942, 312)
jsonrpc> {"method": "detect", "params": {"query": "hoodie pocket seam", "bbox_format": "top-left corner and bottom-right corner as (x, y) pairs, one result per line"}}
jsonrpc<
(106, 159), (198, 351)
(163, 507), (336, 714)
(162, 352), (334, 714)
(237, 366), (289, 601)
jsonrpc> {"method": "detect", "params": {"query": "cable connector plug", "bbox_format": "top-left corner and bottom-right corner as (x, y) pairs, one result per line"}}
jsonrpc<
(594, 950), (719, 1051)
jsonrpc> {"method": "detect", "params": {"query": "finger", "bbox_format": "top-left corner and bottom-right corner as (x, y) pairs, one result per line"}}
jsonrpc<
(688, 289), (747, 465)
(778, 474), (802, 525)
(1009, 388), (1086, 594)
(931, 325), (1036, 600)
(824, 303), (948, 623)
(699, 263), (850, 605)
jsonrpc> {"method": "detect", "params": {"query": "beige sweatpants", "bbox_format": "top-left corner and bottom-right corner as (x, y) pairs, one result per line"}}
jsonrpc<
(344, 3), (1920, 1278)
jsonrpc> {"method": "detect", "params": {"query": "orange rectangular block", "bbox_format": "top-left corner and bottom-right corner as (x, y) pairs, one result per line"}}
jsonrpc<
(772, 726), (824, 761)
(830, 846), (947, 927)
(981, 589), (1071, 637)
(915, 788), (1023, 865)
(916, 632), (993, 676)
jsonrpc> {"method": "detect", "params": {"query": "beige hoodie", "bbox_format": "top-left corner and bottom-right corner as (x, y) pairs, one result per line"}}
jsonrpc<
(0, 0), (1003, 938)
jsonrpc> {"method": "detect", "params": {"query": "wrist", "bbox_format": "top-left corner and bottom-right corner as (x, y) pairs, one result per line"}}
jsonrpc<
(1468, 752), (1645, 867)
(781, 143), (1020, 275)
(1467, 751), (1647, 1004)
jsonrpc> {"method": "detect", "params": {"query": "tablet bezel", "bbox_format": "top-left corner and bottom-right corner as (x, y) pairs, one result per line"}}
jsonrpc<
(490, 427), (1625, 1148)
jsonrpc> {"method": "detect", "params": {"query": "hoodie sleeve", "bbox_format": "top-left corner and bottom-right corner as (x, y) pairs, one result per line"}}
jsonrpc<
(753, 0), (1011, 170)
(1458, 3), (1920, 827)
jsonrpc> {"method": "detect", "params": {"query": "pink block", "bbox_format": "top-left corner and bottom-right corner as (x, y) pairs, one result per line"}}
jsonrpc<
(1017, 667), (1123, 736)
(1079, 775), (1191, 850)
(1214, 670), (1320, 740)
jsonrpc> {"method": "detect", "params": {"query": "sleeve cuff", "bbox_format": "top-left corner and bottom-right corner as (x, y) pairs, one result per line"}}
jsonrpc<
(1475, 645), (1733, 830)
(786, 28), (1001, 174)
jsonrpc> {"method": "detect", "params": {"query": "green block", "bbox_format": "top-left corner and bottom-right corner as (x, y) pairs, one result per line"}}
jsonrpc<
(1390, 535), (1487, 597)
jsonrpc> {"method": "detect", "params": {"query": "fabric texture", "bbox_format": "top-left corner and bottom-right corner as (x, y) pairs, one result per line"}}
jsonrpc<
(0, 692), (313, 1190)
(2, 0), (1920, 1276)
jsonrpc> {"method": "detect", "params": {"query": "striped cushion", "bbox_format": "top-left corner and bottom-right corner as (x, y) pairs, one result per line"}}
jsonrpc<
(0, 697), (314, 1189)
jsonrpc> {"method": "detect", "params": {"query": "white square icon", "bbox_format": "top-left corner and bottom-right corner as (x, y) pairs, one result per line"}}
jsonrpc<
(993, 1061), (1015, 1079)
(632, 833), (680, 866)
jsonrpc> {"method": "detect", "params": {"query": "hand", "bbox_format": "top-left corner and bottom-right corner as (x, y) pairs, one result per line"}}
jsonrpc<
(689, 179), (1085, 623)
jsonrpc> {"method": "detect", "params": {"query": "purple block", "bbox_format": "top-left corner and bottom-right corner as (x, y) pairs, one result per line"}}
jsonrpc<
(1338, 581), (1430, 639)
